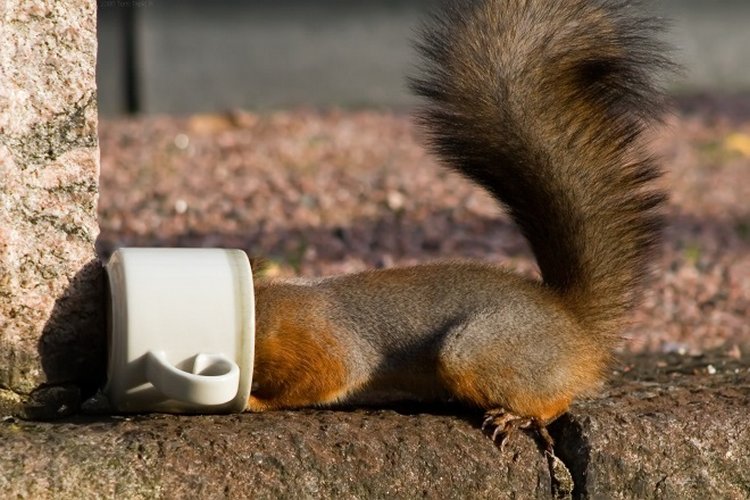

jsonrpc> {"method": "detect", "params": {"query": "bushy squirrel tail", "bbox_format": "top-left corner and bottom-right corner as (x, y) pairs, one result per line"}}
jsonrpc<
(411, 0), (672, 340)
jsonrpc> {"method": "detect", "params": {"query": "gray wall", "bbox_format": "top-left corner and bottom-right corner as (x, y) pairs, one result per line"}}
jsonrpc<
(97, 0), (750, 115)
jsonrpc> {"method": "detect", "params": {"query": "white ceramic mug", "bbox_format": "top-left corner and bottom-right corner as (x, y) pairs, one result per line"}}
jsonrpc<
(105, 248), (254, 413)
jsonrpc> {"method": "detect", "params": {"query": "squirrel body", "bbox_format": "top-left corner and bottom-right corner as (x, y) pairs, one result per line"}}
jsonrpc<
(251, 263), (597, 424)
(249, 0), (670, 440)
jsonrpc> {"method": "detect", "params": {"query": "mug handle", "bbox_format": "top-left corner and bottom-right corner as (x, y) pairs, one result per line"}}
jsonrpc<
(145, 351), (240, 406)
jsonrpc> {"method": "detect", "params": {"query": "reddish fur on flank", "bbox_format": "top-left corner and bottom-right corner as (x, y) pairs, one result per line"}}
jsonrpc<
(248, 288), (350, 412)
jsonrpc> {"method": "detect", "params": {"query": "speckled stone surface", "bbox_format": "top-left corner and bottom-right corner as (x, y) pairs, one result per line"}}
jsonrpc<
(1, 352), (747, 499)
(0, 0), (104, 413)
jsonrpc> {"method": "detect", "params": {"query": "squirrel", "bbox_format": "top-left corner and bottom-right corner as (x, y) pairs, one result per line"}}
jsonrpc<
(247, 0), (671, 448)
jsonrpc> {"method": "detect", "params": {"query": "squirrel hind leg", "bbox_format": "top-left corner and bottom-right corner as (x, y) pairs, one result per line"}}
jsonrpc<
(436, 300), (593, 424)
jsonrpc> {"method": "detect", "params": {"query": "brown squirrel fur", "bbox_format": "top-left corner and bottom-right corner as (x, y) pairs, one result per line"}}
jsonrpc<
(248, 0), (671, 444)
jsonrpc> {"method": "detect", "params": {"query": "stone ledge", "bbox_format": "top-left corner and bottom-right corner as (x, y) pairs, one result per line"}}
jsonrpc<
(0, 410), (551, 499)
(1, 351), (748, 499)
(551, 351), (750, 498)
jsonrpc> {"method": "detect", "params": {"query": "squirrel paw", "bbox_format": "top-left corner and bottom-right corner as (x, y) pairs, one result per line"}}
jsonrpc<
(481, 408), (554, 453)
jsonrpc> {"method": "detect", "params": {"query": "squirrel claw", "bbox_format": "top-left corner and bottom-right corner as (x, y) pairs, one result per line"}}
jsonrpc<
(482, 408), (552, 452)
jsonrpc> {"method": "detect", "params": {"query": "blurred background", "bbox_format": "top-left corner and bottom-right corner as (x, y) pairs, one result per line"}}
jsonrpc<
(97, 0), (750, 116)
(94, 0), (750, 351)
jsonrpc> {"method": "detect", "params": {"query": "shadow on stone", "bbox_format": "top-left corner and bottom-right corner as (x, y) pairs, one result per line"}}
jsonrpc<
(30, 259), (107, 419)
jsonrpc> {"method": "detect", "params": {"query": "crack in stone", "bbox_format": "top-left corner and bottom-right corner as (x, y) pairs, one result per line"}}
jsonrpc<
(548, 414), (591, 499)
